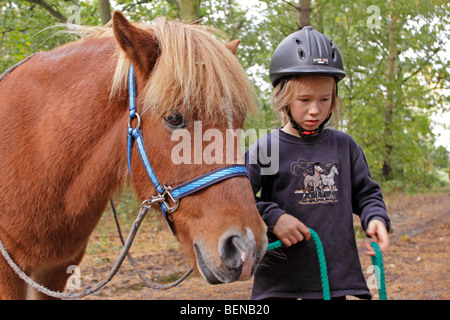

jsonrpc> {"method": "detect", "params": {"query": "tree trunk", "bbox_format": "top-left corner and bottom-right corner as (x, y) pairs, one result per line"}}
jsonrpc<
(297, 0), (311, 30)
(98, 0), (112, 25)
(177, 0), (201, 22)
(382, 3), (399, 178)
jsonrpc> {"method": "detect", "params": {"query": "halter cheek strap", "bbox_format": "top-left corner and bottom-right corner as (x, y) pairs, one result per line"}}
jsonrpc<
(126, 64), (248, 231)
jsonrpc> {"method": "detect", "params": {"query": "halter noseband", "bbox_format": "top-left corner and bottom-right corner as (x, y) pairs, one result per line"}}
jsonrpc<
(126, 64), (248, 231)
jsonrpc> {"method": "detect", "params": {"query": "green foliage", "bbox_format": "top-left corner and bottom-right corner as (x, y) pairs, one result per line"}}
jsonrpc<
(115, 0), (179, 22)
(1, 0), (100, 72)
(432, 146), (449, 169)
(1, 0), (449, 192)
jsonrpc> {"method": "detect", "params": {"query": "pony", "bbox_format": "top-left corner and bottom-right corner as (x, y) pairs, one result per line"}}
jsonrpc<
(303, 164), (325, 201)
(0, 12), (267, 299)
(321, 164), (338, 198)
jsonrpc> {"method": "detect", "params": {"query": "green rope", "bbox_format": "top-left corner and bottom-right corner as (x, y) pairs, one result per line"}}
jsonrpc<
(267, 240), (283, 251)
(267, 228), (330, 300)
(370, 242), (387, 300)
(309, 228), (330, 300)
(267, 229), (387, 300)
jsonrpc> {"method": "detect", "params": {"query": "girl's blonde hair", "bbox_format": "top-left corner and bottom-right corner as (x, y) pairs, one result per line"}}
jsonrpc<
(271, 75), (342, 127)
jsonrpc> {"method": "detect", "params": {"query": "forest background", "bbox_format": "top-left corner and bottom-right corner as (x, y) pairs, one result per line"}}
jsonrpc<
(1, 0), (449, 193)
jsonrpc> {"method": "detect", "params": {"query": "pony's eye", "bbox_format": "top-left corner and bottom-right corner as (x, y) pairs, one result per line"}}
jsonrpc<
(164, 112), (186, 128)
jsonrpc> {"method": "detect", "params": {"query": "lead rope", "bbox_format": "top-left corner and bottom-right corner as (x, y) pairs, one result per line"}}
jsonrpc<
(0, 204), (151, 299)
(0, 199), (191, 299)
(370, 242), (387, 300)
(109, 198), (193, 290)
(267, 228), (386, 300)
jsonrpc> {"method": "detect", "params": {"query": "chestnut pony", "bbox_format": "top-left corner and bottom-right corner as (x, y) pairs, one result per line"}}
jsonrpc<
(0, 12), (267, 299)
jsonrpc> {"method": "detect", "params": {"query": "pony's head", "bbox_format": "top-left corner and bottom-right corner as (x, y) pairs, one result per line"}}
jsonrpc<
(110, 12), (267, 284)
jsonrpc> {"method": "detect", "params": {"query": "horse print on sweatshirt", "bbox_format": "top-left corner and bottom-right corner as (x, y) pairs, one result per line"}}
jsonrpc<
(290, 158), (339, 204)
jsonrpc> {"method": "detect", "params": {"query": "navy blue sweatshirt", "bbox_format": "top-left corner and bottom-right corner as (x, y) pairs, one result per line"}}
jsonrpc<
(245, 128), (390, 299)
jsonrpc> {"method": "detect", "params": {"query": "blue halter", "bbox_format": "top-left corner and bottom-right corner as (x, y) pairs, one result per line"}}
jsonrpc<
(126, 64), (248, 230)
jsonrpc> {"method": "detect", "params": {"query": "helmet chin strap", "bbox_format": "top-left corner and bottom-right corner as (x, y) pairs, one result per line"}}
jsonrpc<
(287, 110), (332, 139)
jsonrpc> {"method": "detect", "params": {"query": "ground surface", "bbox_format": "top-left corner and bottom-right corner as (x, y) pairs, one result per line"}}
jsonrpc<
(70, 190), (449, 300)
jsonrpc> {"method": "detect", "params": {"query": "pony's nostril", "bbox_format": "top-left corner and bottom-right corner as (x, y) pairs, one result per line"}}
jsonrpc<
(219, 231), (253, 270)
(219, 235), (244, 269)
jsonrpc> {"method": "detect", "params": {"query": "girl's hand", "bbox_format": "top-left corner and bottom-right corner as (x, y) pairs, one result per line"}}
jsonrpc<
(273, 213), (311, 247)
(364, 219), (390, 256)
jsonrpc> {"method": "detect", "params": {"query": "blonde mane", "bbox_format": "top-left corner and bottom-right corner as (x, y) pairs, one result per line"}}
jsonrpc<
(70, 17), (256, 124)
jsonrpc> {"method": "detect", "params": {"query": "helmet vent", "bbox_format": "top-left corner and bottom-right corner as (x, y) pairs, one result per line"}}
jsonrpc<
(298, 49), (306, 60)
(331, 48), (336, 60)
(295, 38), (302, 45)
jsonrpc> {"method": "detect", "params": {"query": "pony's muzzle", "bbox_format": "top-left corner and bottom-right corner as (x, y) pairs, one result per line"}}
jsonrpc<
(193, 228), (260, 284)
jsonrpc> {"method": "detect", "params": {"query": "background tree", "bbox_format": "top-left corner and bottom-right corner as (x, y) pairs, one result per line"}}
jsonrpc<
(98, 0), (112, 25)
(1, 0), (448, 192)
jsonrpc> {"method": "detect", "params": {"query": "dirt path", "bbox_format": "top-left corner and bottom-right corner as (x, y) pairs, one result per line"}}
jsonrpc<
(73, 191), (449, 300)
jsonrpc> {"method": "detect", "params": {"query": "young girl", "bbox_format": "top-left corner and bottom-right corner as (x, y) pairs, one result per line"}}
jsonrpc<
(245, 27), (390, 300)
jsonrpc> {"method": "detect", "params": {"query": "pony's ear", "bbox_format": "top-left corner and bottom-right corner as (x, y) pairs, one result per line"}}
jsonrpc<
(225, 39), (240, 55)
(112, 11), (160, 75)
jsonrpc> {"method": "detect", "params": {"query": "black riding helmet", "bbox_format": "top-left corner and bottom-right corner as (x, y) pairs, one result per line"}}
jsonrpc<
(270, 26), (346, 87)
(270, 27), (346, 139)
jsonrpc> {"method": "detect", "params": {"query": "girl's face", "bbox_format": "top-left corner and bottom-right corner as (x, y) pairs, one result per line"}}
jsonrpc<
(285, 76), (334, 135)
